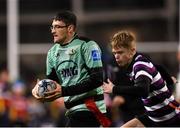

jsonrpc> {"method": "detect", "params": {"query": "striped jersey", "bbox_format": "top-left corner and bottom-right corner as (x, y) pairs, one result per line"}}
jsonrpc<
(130, 53), (179, 122)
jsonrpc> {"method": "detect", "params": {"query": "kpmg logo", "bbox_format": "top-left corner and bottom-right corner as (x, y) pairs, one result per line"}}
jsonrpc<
(58, 60), (78, 78)
(61, 66), (78, 77)
(91, 50), (101, 61)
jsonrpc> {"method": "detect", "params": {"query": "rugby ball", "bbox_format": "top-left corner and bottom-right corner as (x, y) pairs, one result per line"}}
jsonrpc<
(37, 79), (56, 97)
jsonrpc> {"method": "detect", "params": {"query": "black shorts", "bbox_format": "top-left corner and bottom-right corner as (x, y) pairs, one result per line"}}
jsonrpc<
(137, 113), (180, 127)
(66, 111), (101, 127)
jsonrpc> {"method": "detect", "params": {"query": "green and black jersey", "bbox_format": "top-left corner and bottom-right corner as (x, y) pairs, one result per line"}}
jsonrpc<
(46, 34), (106, 114)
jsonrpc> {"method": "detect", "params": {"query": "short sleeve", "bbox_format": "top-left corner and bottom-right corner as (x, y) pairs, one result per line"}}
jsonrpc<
(81, 41), (103, 68)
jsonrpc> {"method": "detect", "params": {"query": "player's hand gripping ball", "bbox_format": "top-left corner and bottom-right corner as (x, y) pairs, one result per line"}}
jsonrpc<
(37, 79), (56, 97)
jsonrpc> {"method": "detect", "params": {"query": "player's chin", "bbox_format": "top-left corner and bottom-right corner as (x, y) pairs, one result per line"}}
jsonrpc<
(117, 62), (122, 66)
(53, 37), (60, 43)
(117, 62), (125, 67)
(54, 39), (59, 43)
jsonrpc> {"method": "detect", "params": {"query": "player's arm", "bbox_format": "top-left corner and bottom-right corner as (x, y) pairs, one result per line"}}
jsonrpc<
(103, 76), (150, 97)
(61, 67), (103, 96)
(45, 65), (103, 97)
(113, 61), (154, 97)
(112, 76), (150, 97)
(44, 67), (103, 99)
(103, 62), (152, 97)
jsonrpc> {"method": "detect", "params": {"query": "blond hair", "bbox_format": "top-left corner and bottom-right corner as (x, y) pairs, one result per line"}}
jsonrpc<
(111, 30), (136, 50)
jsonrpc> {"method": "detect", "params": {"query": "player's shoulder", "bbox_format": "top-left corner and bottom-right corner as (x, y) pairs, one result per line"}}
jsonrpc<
(76, 36), (99, 51)
(78, 36), (92, 42)
(47, 43), (59, 55)
(49, 43), (59, 50)
(134, 53), (151, 63)
(78, 36), (97, 45)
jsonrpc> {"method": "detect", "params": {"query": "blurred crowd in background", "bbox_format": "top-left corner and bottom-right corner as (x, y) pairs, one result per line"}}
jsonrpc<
(0, 0), (179, 127)
(0, 63), (67, 127)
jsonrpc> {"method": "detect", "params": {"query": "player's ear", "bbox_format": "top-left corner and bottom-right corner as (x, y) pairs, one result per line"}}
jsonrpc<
(68, 25), (75, 32)
(132, 47), (136, 54)
(129, 47), (136, 57)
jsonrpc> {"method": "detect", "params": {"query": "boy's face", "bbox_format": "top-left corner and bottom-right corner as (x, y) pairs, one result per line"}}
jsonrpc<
(112, 47), (133, 67)
(51, 19), (68, 44)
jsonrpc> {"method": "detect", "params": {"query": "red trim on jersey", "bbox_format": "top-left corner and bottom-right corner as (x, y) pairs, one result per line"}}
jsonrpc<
(85, 98), (111, 127)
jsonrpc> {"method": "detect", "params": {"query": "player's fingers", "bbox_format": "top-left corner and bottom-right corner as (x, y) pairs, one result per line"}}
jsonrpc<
(32, 87), (37, 96)
(102, 86), (107, 91)
(32, 88), (48, 102)
(36, 78), (40, 84)
(32, 84), (39, 94)
(35, 96), (45, 102)
(44, 93), (61, 101)
(102, 84), (106, 89)
(103, 90), (108, 93)
(53, 81), (60, 86)
(107, 78), (112, 83)
(44, 94), (54, 99)
(44, 90), (56, 96)
(103, 82), (108, 85)
(32, 90), (41, 99)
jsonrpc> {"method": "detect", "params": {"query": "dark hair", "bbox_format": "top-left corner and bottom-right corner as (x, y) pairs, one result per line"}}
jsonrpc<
(53, 11), (77, 28)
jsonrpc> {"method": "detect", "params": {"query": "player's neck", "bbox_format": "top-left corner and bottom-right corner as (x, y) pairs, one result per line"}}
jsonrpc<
(63, 32), (76, 45)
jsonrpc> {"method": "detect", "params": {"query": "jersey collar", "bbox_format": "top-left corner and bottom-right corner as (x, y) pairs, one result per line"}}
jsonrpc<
(60, 33), (78, 46)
